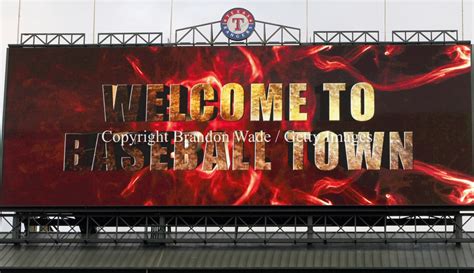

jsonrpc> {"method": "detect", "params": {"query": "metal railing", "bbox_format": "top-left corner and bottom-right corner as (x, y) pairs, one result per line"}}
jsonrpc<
(15, 30), (465, 47)
(175, 20), (301, 46)
(0, 209), (472, 245)
(392, 30), (458, 43)
(313, 31), (380, 43)
(98, 32), (163, 45)
(20, 33), (86, 46)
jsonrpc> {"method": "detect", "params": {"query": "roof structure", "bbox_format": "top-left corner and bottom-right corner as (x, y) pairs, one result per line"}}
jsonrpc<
(0, 243), (473, 271)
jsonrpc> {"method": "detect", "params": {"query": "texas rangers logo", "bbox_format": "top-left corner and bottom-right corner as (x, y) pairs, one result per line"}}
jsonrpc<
(221, 8), (255, 41)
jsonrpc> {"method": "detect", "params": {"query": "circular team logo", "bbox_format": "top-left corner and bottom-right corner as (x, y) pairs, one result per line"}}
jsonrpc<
(221, 8), (255, 41)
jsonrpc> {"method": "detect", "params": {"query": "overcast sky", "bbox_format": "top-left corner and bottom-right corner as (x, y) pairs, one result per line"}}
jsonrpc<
(1, 0), (473, 43)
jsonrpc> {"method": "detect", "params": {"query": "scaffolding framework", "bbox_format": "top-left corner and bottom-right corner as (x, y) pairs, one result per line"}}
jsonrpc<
(392, 30), (459, 43)
(97, 32), (163, 46)
(20, 33), (86, 46)
(14, 30), (464, 47)
(0, 209), (472, 245)
(175, 20), (301, 46)
(313, 31), (380, 43)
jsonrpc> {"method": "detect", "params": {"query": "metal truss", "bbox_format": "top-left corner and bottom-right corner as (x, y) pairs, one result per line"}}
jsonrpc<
(313, 31), (379, 43)
(175, 21), (301, 46)
(0, 210), (472, 245)
(20, 33), (86, 46)
(16, 29), (464, 47)
(98, 32), (163, 46)
(392, 30), (458, 43)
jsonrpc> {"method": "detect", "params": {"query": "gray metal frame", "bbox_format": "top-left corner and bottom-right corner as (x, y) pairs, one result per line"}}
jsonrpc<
(0, 210), (472, 245)
(175, 20), (301, 46)
(4, 30), (472, 249)
(20, 33), (86, 46)
(97, 32), (163, 45)
(313, 31), (380, 43)
(15, 30), (465, 47)
(392, 30), (459, 43)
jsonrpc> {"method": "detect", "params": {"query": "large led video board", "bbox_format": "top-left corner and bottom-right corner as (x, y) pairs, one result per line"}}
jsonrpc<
(1, 44), (472, 206)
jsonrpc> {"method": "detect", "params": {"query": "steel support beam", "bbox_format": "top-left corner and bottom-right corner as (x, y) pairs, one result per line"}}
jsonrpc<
(97, 32), (163, 45)
(313, 31), (379, 43)
(175, 20), (301, 46)
(392, 30), (458, 43)
(20, 33), (86, 46)
(0, 210), (472, 245)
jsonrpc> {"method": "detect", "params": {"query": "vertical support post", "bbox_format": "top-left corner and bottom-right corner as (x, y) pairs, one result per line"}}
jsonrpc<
(92, 0), (96, 43)
(454, 212), (462, 246)
(85, 215), (89, 241)
(115, 216), (119, 242)
(145, 216), (149, 241)
(305, 0), (308, 43)
(323, 215), (327, 244)
(414, 215), (417, 244)
(461, 0), (464, 40)
(307, 215), (313, 245)
(26, 216), (33, 238)
(234, 226), (239, 244)
(354, 215), (357, 244)
(234, 217), (238, 244)
(16, 0), (22, 44)
(12, 213), (21, 243)
(264, 216), (267, 244)
(169, 0), (174, 43)
(204, 216), (208, 243)
(158, 215), (166, 245)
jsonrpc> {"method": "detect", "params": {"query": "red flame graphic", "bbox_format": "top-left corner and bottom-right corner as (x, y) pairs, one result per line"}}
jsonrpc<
(414, 161), (474, 205)
(117, 44), (472, 206)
